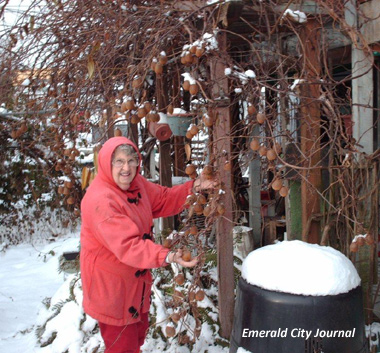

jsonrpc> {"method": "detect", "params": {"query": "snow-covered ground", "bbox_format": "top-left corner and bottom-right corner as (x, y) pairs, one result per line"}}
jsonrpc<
(0, 234), (80, 353)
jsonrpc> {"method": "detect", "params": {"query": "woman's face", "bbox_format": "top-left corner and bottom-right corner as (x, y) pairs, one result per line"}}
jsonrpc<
(111, 149), (138, 190)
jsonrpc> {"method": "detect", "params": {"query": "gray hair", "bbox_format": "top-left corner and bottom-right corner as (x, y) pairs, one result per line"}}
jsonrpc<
(112, 144), (139, 161)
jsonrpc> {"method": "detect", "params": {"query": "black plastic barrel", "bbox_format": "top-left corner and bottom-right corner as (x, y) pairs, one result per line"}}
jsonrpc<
(230, 278), (368, 353)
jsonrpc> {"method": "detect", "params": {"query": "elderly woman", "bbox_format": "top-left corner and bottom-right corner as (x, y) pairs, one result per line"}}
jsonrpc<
(80, 136), (210, 353)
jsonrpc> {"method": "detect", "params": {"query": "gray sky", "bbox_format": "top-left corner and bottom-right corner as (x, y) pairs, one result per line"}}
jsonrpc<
(1, 0), (34, 31)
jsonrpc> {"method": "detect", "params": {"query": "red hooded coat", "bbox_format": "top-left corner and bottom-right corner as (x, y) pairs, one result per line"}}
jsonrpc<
(80, 137), (193, 326)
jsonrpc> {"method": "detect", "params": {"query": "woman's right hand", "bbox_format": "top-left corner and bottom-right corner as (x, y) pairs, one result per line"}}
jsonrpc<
(167, 249), (198, 268)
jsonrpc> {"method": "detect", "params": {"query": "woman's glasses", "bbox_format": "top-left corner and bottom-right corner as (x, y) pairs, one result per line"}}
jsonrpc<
(112, 158), (139, 168)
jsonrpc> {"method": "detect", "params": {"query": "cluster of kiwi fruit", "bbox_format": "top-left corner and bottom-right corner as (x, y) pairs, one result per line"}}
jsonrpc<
(249, 112), (288, 198)
(349, 233), (374, 253)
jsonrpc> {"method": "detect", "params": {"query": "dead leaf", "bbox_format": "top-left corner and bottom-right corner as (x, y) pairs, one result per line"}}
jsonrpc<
(92, 41), (101, 52)
(185, 143), (192, 161)
(217, 3), (230, 27)
(30, 16), (35, 32)
(81, 167), (92, 190)
(88, 170), (96, 185)
(93, 150), (99, 173)
(87, 56), (95, 79)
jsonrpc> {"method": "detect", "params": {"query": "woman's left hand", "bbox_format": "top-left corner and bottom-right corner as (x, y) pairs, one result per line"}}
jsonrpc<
(167, 249), (198, 268)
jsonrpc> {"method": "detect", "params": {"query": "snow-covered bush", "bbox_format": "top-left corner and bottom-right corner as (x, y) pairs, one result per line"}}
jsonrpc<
(0, 204), (79, 245)
(0, 106), (91, 244)
(0, 125), (80, 244)
(36, 274), (103, 353)
(34, 249), (236, 353)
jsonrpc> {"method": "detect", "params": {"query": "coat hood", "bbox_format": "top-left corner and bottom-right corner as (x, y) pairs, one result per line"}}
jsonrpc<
(97, 136), (141, 192)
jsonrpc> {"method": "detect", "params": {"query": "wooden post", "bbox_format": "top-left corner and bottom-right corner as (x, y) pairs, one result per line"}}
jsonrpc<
(249, 124), (262, 248)
(210, 31), (235, 339)
(172, 70), (186, 177)
(106, 105), (114, 140)
(376, 57), (380, 150)
(173, 136), (186, 176)
(299, 19), (322, 244)
(129, 122), (139, 147)
(156, 75), (174, 231)
(159, 139), (173, 189)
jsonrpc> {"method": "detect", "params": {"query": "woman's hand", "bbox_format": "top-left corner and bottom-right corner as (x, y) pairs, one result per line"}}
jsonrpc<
(167, 249), (198, 268)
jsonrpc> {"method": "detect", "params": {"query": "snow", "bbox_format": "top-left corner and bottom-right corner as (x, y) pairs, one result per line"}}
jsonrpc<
(237, 348), (252, 353)
(40, 299), (84, 352)
(158, 112), (169, 123)
(171, 107), (189, 115)
(224, 68), (256, 85)
(233, 226), (253, 234)
(0, 235), (80, 353)
(181, 72), (196, 85)
(183, 32), (218, 56)
(242, 240), (361, 296)
(352, 233), (368, 242)
(245, 70), (256, 78)
(290, 78), (305, 91)
(282, 9), (307, 23)
(367, 322), (380, 350)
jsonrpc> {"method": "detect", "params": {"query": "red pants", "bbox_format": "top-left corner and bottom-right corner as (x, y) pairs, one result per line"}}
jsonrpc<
(99, 312), (149, 353)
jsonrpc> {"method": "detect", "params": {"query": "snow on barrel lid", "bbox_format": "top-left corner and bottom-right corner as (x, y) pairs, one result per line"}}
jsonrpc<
(242, 240), (361, 296)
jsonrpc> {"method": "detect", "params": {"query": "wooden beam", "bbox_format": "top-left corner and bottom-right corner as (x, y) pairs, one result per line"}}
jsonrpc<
(159, 139), (173, 189)
(299, 18), (322, 244)
(156, 75), (174, 231)
(172, 67), (186, 177)
(159, 139), (174, 231)
(106, 106), (114, 140)
(129, 122), (138, 147)
(248, 124), (262, 248)
(209, 31), (235, 339)
(173, 136), (186, 176)
(376, 57), (380, 150)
